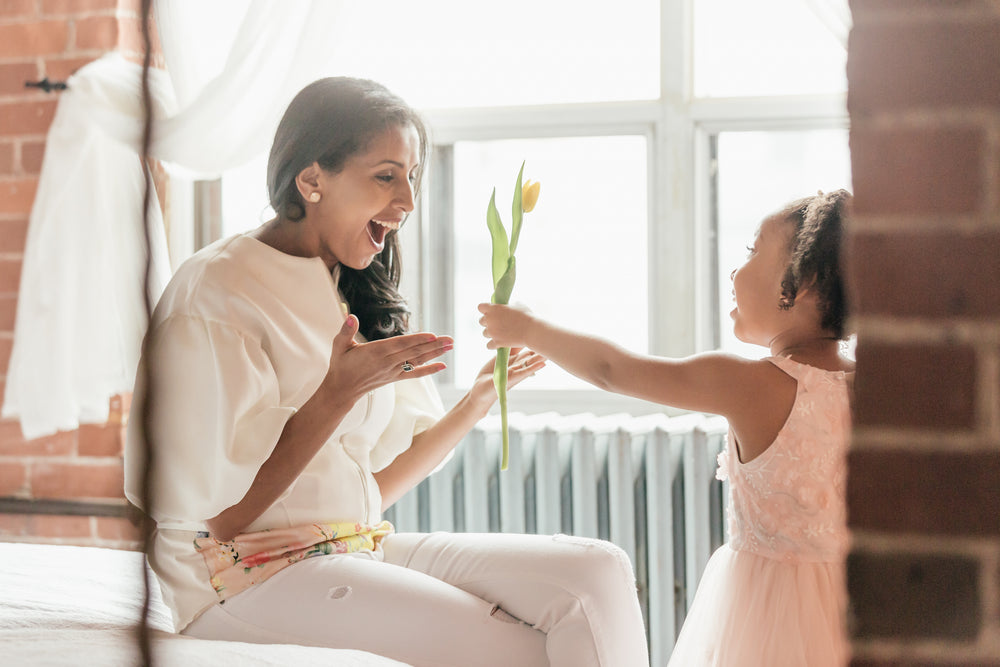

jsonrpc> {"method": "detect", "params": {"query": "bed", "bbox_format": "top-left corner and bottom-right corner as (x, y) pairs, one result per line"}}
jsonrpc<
(0, 541), (411, 666)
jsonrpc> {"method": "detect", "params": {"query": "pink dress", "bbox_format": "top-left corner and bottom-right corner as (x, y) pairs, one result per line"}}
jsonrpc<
(668, 356), (852, 667)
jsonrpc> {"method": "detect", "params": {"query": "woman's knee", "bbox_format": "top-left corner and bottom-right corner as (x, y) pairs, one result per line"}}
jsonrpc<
(550, 534), (637, 590)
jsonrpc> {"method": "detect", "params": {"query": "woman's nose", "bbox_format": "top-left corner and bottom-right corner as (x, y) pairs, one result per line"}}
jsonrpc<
(397, 181), (415, 212)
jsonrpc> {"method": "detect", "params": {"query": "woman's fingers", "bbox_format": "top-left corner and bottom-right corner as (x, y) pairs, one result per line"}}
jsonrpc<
(388, 334), (454, 367)
(505, 348), (546, 388)
(348, 333), (453, 380)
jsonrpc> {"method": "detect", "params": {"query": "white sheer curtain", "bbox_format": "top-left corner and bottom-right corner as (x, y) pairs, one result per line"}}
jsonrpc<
(3, 0), (350, 439)
(804, 0), (852, 47)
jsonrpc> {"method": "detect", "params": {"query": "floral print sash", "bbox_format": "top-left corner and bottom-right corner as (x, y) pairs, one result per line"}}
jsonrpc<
(194, 520), (394, 601)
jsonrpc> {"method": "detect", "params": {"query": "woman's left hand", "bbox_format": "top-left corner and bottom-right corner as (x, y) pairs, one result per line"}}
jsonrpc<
(468, 347), (547, 410)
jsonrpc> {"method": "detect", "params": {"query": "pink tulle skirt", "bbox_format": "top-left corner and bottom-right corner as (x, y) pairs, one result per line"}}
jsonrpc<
(667, 545), (849, 667)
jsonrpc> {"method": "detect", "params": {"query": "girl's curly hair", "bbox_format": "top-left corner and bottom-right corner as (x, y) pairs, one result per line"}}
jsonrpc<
(776, 189), (852, 339)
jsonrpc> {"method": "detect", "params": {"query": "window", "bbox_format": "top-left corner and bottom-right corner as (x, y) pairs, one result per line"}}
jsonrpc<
(332, 1), (660, 108)
(449, 136), (649, 389)
(713, 129), (852, 359)
(693, 0), (850, 98)
(208, 0), (851, 414)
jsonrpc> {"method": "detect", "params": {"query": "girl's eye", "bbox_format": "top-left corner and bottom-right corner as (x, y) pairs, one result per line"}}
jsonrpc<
(745, 245), (755, 257)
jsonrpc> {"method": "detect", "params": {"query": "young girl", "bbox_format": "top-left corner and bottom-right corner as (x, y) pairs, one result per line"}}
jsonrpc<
(480, 190), (854, 666)
(124, 77), (649, 667)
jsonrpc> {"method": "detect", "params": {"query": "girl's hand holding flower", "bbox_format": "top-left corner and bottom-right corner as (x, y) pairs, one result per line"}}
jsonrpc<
(477, 303), (535, 351)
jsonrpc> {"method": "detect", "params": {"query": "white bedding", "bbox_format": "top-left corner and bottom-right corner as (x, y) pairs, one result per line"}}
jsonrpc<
(0, 541), (410, 666)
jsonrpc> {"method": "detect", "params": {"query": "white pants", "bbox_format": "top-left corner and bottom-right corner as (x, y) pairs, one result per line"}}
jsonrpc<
(183, 531), (649, 667)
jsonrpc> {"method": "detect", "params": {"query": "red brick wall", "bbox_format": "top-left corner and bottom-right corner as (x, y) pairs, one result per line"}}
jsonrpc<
(846, 1), (1000, 664)
(0, 0), (158, 550)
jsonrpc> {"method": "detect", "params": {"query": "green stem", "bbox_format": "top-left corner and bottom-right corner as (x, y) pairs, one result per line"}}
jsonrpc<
(494, 346), (510, 470)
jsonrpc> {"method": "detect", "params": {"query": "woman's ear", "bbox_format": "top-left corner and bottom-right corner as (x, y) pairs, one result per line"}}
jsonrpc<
(295, 162), (323, 201)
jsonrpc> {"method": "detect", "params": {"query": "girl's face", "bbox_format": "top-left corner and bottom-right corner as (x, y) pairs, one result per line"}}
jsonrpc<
(302, 123), (421, 270)
(729, 214), (795, 347)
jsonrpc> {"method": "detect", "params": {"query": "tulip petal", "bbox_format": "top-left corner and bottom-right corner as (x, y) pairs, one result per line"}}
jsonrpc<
(509, 161), (526, 256)
(522, 180), (540, 213)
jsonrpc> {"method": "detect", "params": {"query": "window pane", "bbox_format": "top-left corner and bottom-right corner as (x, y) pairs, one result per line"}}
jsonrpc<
(694, 0), (850, 97)
(221, 152), (271, 238)
(715, 129), (851, 358)
(332, 1), (659, 108)
(453, 136), (648, 389)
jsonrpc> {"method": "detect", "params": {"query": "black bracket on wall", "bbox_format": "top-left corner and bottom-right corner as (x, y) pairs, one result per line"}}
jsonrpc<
(24, 77), (68, 93)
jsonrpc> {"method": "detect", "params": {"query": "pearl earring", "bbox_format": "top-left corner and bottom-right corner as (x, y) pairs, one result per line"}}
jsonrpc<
(308, 192), (321, 203)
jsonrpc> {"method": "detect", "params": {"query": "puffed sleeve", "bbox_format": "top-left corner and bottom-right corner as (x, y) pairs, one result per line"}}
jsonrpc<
(125, 314), (296, 524)
(368, 375), (446, 472)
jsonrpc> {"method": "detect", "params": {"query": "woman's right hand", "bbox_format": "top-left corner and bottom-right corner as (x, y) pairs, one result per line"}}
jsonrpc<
(322, 315), (453, 401)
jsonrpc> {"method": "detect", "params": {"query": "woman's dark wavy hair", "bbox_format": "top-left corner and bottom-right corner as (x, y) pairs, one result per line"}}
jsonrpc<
(775, 189), (852, 339)
(266, 77), (428, 340)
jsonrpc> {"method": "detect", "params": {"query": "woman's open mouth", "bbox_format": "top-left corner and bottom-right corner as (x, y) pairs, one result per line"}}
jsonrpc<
(367, 219), (400, 250)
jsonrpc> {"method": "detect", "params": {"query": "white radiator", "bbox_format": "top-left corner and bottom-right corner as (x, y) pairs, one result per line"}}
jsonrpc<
(382, 411), (730, 665)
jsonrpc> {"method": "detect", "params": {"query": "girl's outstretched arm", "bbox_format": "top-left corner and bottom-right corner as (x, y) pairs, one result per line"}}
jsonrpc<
(478, 303), (793, 423)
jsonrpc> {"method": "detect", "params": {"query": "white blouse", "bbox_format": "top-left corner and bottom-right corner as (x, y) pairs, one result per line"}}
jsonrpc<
(124, 234), (444, 631)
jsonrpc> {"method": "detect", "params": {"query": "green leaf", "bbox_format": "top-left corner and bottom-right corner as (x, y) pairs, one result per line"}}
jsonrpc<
(491, 256), (516, 305)
(509, 161), (526, 256)
(486, 188), (509, 288)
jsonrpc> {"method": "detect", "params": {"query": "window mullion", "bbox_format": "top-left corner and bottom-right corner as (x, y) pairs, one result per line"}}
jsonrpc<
(691, 94), (849, 132)
(423, 145), (455, 386)
(422, 101), (660, 144)
(652, 0), (698, 359)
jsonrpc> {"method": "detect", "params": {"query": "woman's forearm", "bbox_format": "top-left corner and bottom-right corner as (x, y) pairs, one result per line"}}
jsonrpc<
(375, 389), (492, 508)
(205, 383), (360, 541)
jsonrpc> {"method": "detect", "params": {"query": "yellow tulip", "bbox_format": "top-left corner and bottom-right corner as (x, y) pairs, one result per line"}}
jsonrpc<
(521, 179), (541, 213)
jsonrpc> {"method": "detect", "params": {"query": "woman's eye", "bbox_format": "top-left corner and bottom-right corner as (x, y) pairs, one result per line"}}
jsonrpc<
(377, 173), (394, 183)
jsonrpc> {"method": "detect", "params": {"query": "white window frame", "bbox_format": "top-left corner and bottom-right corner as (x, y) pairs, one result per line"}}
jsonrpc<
(406, 0), (849, 415)
(177, 0), (849, 416)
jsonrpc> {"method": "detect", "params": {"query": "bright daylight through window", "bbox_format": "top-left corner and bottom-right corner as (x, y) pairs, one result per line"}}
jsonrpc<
(211, 0), (851, 411)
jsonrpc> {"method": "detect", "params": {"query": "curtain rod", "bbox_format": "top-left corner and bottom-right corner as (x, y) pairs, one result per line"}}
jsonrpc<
(0, 496), (130, 518)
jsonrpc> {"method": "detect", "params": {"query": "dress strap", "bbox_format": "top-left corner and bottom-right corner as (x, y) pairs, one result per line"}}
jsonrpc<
(766, 355), (806, 379)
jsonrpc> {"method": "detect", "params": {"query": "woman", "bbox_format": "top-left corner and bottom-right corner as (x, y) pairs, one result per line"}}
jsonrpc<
(125, 77), (649, 667)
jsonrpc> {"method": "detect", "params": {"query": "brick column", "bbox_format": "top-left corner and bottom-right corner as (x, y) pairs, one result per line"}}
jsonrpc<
(846, 1), (1000, 664)
(0, 0), (158, 549)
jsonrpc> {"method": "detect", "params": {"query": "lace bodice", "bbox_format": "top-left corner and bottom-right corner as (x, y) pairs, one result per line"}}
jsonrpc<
(716, 356), (851, 563)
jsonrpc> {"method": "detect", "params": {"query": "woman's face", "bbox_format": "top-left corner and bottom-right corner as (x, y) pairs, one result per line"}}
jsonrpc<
(729, 214), (795, 346)
(303, 123), (421, 270)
